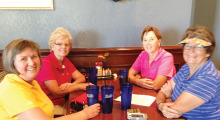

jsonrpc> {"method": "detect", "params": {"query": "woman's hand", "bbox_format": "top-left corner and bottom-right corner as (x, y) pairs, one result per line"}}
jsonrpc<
(78, 83), (94, 91)
(59, 83), (73, 91)
(161, 81), (173, 98)
(136, 78), (154, 89)
(81, 103), (100, 119)
(59, 82), (93, 91)
(159, 102), (180, 119)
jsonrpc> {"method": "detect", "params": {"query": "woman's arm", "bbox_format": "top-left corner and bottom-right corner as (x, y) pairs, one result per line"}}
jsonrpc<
(44, 70), (88, 96)
(44, 80), (89, 96)
(16, 107), (53, 120)
(16, 104), (100, 120)
(71, 70), (86, 85)
(128, 68), (139, 84)
(170, 92), (206, 116)
(150, 75), (168, 90)
(59, 70), (88, 91)
(157, 90), (179, 119)
(156, 79), (180, 118)
(157, 79), (206, 118)
(163, 79), (206, 116)
(158, 92), (206, 119)
(136, 75), (168, 90)
(129, 68), (168, 90)
(156, 79), (175, 107)
(129, 68), (150, 88)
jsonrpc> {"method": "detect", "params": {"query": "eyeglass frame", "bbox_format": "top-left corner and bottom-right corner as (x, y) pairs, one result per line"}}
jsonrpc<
(54, 42), (70, 47)
(183, 43), (207, 51)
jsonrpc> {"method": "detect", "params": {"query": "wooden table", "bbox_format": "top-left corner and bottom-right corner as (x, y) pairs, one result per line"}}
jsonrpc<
(67, 79), (184, 120)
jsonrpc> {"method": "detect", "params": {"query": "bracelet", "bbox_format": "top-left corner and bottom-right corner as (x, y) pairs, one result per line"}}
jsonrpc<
(166, 97), (171, 99)
(156, 102), (164, 110)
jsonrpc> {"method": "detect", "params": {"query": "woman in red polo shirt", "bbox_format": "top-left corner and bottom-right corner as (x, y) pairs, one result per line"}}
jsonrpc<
(36, 27), (90, 115)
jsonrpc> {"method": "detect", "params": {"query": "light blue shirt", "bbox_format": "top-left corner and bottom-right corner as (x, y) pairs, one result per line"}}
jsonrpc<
(172, 59), (220, 120)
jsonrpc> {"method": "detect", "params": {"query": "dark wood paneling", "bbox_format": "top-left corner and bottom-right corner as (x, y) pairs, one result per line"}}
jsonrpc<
(0, 46), (185, 73)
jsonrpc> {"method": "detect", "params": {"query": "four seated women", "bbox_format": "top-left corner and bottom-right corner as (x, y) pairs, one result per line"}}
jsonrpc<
(0, 25), (219, 119)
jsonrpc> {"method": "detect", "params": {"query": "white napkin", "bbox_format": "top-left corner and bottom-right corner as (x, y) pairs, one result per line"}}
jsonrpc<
(115, 94), (156, 107)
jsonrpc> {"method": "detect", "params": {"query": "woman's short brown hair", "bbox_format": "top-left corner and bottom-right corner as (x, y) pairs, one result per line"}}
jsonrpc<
(141, 26), (162, 41)
(182, 25), (215, 59)
(48, 27), (73, 51)
(2, 39), (42, 74)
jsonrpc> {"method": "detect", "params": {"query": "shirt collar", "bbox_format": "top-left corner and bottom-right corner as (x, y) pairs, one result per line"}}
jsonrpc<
(193, 59), (211, 74)
(186, 59), (211, 80)
(153, 48), (164, 61)
(7, 74), (37, 88)
(49, 52), (66, 69)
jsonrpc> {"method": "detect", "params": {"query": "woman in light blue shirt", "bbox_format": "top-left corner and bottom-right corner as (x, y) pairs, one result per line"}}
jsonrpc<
(156, 25), (220, 119)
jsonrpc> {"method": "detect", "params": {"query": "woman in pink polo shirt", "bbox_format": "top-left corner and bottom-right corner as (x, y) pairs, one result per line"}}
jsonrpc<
(35, 27), (90, 115)
(129, 26), (176, 90)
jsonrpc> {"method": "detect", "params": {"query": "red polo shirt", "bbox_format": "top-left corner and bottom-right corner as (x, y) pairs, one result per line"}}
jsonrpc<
(36, 52), (76, 105)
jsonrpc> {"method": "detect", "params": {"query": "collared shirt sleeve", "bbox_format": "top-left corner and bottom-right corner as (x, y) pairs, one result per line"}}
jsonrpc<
(0, 75), (54, 119)
(131, 51), (145, 73)
(1, 86), (38, 117)
(185, 70), (219, 102)
(157, 52), (176, 78)
(37, 59), (57, 82)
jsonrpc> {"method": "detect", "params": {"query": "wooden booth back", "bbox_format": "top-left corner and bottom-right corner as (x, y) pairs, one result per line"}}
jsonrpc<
(0, 46), (185, 74)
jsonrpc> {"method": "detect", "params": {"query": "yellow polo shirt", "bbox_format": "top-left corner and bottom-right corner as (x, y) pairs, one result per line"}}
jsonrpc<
(0, 74), (54, 119)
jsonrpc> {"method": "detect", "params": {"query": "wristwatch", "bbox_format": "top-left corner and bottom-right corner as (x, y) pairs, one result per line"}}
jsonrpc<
(157, 102), (164, 111)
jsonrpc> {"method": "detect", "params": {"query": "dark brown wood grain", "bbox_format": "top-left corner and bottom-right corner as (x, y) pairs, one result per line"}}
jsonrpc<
(0, 46), (185, 73)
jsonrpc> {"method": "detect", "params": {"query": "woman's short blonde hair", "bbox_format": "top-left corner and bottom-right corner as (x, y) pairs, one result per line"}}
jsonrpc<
(2, 39), (42, 74)
(48, 27), (73, 50)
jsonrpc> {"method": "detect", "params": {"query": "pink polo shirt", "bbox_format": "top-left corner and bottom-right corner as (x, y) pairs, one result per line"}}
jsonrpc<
(35, 52), (76, 105)
(132, 48), (176, 80)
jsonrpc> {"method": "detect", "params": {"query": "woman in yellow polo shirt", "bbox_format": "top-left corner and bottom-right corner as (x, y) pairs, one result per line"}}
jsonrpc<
(0, 39), (100, 120)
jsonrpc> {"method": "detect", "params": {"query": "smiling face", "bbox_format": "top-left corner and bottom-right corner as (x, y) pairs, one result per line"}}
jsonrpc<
(51, 36), (71, 60)
(183, 42), (210, 67)
(14, 47), (41, 84)
(142, 31), (161, 55)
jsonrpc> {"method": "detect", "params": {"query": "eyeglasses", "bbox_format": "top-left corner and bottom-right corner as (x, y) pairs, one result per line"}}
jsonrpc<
(54, 43), (70, 47)
(184, 44), (205, 51)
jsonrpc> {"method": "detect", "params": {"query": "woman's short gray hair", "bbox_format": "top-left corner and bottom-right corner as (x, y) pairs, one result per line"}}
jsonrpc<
(48, 27), (73, 51)
(182, 25), (215, 59)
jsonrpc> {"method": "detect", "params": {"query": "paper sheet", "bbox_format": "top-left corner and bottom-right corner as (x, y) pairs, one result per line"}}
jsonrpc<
(114, 94), (156, 107)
